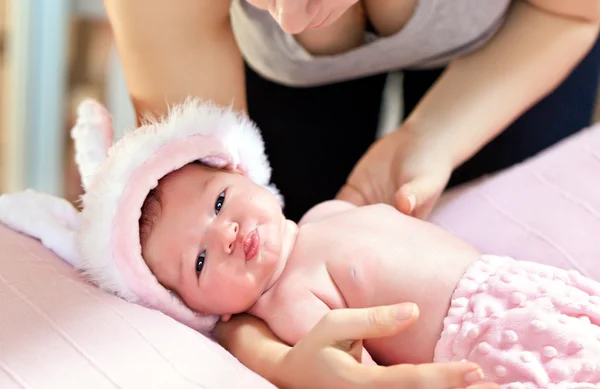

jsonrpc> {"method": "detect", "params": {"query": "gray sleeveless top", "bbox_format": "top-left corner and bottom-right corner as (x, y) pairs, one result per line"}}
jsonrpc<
(230, 0), (512, 86)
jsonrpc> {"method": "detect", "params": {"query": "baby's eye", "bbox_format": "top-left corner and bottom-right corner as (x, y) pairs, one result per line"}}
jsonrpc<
(196, 251), (206, 274)
(215, 191), (225, 214)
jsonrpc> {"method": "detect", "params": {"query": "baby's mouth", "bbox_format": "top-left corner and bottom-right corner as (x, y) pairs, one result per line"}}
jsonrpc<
(243, 229), (260, 261)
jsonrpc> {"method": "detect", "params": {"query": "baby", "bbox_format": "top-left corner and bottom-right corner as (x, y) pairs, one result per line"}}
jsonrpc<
(139, 161), (600, 389)
(1, 99), (596, 388)
(28, 98), (593, 389)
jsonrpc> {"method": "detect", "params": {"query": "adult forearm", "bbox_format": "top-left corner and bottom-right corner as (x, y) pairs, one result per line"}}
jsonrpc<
(104, 0), (247, 122)
(403, 0), (600, 168)
(214, 314), (289, 388)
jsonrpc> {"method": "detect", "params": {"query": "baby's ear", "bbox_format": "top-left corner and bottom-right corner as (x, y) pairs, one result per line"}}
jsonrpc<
(221, 314), (232, 322)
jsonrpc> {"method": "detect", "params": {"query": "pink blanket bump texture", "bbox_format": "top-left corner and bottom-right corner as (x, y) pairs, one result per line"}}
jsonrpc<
(0, 223), (275, 389)
(435, 255), (600, 389)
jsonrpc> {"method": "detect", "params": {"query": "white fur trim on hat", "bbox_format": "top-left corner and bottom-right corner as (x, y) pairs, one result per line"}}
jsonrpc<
(72, 98), (282, 334)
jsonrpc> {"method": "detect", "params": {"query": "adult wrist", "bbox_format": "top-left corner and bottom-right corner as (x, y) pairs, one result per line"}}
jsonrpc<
(213, 315), (291, 389)
(397, 118), (459, 170)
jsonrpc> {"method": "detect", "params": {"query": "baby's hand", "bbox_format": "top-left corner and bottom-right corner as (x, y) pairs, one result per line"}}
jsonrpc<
(337, 127), (452, 219)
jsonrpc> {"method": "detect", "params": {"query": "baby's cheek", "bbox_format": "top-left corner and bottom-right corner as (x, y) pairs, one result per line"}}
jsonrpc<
(213, 275), (258, 311)
(179, 285), (205, 313)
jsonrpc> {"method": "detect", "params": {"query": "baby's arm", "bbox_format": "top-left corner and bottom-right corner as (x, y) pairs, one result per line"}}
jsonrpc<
(299, 200), (357, 226)
(266, 290), (376, 365)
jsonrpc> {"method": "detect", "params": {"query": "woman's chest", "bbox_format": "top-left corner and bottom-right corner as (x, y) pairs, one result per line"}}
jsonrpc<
(232, 0), (512, 86)
(362, 0), (418, 37)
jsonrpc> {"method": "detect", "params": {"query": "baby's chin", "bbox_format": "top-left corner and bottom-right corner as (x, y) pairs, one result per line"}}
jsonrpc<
(219, 296), (263, 316)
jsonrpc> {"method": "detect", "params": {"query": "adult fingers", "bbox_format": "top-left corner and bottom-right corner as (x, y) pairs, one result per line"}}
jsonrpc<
(308, 303), (419, 346)
(355, 362), (495, 389)
(466, 384), (502, 389)
(245, 0), (270, 8)
(247, 0), (358, 33)
(336, 183), (368, 207)
(251, 0), (318, 34)
(278, 0), (322, 33)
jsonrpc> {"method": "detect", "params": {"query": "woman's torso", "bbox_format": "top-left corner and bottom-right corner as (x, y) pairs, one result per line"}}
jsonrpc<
(230, 0), (512, 86)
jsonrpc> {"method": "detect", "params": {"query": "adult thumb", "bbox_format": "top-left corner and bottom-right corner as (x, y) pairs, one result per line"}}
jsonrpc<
(309, 303), (419, 345)
(395, 175), (441, 218)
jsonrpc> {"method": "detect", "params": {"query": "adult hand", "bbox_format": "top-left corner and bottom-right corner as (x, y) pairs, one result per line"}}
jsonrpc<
(275, 303), (499, 389)
(245, 0), (358, 34)
(336, 126), (452, 220)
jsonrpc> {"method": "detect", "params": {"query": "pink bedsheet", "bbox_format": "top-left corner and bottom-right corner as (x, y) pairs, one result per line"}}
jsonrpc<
(431, 123), (600, 281)
(1, 124), (599, 388)
(0, 224), (275, 388)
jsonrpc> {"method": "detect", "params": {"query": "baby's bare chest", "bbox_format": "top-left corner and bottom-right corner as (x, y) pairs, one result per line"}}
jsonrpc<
(290, 208), (456, 308)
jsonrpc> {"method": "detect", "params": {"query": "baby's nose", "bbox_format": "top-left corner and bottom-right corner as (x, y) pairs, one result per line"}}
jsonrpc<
(220, 222), (239, 254)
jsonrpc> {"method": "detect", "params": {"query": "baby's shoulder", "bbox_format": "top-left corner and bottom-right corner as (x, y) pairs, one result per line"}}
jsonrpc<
(298, 200), (357, 225)
(299, 200), (398, 225)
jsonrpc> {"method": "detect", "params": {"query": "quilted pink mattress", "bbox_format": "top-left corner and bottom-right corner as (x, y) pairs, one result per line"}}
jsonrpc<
(1, 124), (599, 388)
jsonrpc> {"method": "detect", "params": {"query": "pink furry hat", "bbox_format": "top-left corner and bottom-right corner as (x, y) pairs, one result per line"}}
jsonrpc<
(72, 98), (282, 334)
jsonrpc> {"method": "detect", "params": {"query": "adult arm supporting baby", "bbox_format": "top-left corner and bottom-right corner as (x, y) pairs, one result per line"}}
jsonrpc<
(404, 0), (600, 170)
(260, 289), (377, 365)
(338, 0), (600, 218)
(103, 0), (247, 121)
(215, 304), (494, 389)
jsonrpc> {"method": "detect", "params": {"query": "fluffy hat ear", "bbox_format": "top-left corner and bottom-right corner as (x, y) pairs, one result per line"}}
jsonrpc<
(71, 99), (115, 191)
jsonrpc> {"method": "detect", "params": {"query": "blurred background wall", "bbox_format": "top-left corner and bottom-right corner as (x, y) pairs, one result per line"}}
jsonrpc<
(0, 0), (136, 204)
(0, 0), (599, 205)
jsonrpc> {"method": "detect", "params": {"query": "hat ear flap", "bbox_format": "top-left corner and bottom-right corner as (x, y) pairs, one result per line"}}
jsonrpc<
(71, 99), (115, 191)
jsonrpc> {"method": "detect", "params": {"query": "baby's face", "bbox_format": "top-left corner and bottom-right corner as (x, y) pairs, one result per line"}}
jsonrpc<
(143, 163), (296, 318)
